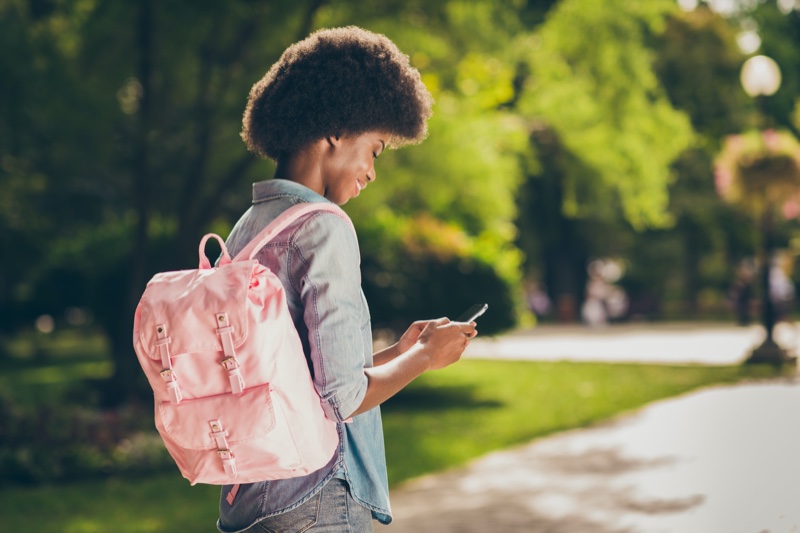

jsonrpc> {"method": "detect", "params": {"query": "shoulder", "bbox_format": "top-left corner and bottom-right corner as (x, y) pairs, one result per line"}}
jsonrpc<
(291, 207), (358, 254)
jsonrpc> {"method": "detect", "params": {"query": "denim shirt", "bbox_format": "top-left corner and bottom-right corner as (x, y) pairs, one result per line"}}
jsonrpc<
(216, 179), (391, 532)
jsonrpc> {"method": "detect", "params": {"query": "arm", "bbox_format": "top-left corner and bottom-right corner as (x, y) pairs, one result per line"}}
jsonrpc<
(372, 344), (400, 367)
(293, 212), (475, 421)
(371, 320), (430, 367)
(351, 318), (477, 417)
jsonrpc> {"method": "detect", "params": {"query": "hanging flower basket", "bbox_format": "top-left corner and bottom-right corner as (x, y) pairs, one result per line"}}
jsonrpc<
(714, 129), (800, 218)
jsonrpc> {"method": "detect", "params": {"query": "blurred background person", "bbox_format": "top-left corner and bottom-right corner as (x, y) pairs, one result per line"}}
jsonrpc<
(729, 259), (755, 326)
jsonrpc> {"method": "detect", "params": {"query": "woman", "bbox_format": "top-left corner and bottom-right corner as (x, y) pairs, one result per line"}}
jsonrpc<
(218, 27), (477, 532)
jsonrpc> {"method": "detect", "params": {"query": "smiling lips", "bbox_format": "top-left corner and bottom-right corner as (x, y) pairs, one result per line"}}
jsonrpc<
(355, 180), (366, 196)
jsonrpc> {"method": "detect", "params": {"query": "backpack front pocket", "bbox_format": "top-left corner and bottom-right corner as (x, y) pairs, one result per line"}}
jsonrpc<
(155, 383), (308, 484)
(158, 383), (276, 449)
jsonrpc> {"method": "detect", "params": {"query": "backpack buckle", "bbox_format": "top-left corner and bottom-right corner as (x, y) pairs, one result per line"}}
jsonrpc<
(221, 357), (240, 370)
(160, 369), (182, 403)
(217, 449), (234, 460)
(221, 357), (245, 394)
(217, 449), (238, 477)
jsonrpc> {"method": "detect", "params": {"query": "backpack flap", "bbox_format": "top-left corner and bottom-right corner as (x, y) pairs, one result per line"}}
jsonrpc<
(135, 260), (258, 399)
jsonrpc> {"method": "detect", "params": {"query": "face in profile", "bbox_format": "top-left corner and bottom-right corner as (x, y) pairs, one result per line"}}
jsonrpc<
(320, 132), (387, 205)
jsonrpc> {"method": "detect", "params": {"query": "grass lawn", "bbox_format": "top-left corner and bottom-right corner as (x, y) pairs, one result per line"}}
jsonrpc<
(0, 331), (789, 532)
(0, 474), (221, 533)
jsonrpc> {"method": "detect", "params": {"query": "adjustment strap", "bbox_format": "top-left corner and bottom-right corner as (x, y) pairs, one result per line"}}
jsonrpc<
(156, 324), (182, 404)
(216, 313), (244, 394)
(226, 484), (240, 506)
(210, 420), (237, 478)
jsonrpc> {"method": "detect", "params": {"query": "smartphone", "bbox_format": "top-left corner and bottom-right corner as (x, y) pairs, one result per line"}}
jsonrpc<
(456, 303), (488, 323)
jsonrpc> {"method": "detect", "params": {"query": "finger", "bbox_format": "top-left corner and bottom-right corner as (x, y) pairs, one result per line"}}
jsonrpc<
(435, 317), (451, 326)
(458, 322), (477, 334)
(409, 320), (428, 332)
(421, 318), (445, 331)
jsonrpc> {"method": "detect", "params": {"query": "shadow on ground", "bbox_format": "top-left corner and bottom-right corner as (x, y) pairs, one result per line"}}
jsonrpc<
(382, 384), (504, 412)
(382, 435), (706, 533)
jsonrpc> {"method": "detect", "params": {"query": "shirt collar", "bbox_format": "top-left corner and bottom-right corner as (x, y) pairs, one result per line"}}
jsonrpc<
(252, 178), (331, 205)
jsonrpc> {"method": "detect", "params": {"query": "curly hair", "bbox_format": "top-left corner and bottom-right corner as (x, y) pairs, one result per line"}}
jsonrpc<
(242, 26), (434, 161)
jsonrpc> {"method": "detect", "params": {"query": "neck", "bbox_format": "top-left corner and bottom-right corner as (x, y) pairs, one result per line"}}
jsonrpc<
(272, 141), (326, 195)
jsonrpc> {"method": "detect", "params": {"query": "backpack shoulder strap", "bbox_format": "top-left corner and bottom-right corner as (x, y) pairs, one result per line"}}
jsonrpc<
(232, 202), (354, 262)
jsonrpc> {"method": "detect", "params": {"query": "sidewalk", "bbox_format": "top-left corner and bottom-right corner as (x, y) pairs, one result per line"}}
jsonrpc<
(463, 321), (800, 365)
(379, 323), (800, 533)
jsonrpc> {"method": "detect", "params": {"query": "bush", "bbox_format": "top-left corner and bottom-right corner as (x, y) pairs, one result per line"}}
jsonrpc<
(0, 391), (173, 485)
(358, 211), (523, 335)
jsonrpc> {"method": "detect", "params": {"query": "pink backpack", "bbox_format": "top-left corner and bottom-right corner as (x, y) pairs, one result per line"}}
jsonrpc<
(133, 203), (348, 485)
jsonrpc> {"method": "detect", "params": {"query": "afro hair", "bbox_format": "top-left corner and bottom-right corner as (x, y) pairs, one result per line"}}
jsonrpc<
(242, 26), (434, 161)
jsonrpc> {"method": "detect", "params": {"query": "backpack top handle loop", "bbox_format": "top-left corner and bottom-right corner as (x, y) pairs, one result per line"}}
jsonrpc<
(198, 233), (232, 269)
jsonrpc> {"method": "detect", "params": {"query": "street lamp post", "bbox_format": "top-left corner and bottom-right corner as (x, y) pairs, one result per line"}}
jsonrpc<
(740, 55), (796, 365)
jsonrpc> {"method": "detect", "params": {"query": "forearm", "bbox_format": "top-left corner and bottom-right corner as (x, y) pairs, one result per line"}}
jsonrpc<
(372, 343), (400, 367)
(350, 345), (431, 417)
(348, 319), (476, 418)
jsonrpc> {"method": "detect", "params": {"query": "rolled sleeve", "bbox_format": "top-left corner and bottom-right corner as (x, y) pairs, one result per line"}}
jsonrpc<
(291, 211), (369, 421)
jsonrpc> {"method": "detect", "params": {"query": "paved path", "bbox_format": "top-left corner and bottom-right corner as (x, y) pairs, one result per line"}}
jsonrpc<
(463, 321), (800, 365)
(378, 323), (800, 533)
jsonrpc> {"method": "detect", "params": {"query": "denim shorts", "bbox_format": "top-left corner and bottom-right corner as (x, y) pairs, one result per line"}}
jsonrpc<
(243, 479), (374, 533)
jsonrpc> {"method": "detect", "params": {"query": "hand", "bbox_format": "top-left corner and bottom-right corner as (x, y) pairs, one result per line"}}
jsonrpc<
(415, 317), (477, 371)
(395, 320), (434, 356)
(354, 318), (478, 416)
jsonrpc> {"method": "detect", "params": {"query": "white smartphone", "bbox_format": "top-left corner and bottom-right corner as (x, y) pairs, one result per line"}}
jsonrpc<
(456, 303), (488, 323)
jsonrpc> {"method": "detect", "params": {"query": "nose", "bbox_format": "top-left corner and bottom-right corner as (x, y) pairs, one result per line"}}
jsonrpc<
(367, 168), (376, 183)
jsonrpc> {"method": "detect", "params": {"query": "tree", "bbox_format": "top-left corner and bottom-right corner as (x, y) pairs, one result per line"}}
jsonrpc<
(750, 1), (800, 134)
(0, 0), (334, 403)
(648, 6), (754, 315)
(511, 0), (694, 318)
(1, 0), (537, 401)
(292, 0), (538, 332)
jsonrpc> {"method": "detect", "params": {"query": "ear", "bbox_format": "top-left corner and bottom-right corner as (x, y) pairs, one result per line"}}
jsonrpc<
(325, 134), (342, 149)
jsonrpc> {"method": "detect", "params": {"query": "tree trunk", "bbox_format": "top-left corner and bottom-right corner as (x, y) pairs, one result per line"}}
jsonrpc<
(680, 217), (702, 316)
(101, 0), (154, 406)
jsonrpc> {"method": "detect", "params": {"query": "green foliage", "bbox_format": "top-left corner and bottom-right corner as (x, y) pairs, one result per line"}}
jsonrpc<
(348, 105), (527, 239)
(326, 2), (533, 332)
(311, 3), (537, 330)
(516, 0), (694, 229)
(1, 0), (537, 382)
(356, 209), (523, 334)
(751, 1), (800, 134)
(646, 8), (761, 312)
(654, 7), (750, 140)
(0, 394), (173, 485)
(0, 329), (172, 484)
(514, 5), (777, 316)
(618, 10), (736, 312)
(4, 0), (800, 403)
